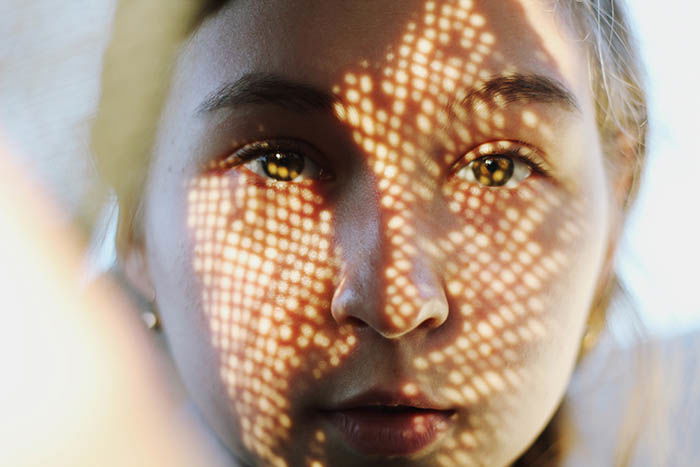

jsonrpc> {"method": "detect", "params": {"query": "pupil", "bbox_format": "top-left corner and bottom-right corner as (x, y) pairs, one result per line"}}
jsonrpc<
(484, 159), (499, 173)
(262, 152), (305, 181)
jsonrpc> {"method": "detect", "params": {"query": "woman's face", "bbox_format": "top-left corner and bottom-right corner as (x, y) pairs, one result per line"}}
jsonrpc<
(141, 0), (615, 465)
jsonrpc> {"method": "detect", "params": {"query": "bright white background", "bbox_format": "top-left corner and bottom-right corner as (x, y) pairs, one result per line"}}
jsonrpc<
(619, 1), (700, 337)
(0, 1), (698, 338)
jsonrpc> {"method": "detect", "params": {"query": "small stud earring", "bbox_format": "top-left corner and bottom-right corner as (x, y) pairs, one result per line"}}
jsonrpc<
(109, 265), (161, 331)
(140, 288), (160, 331)
(141, 303), (160, 331)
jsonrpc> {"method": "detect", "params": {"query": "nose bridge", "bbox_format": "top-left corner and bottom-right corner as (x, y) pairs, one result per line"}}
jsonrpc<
(383, 198), (447, 325)
(331, 173), (448, 339)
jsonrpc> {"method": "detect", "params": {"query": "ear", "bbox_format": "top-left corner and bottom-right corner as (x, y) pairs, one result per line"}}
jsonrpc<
(609, 131), (641, 215)
(121, 240), (155, 304)
(581, 132), (639, 354)
(602, 130), (640, 269)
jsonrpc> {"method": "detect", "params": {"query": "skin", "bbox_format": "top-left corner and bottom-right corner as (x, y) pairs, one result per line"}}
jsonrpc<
(127, 0), (627, 465)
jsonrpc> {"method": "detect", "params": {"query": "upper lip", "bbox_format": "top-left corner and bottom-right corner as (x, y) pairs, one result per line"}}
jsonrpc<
(321, 387), (454, 412)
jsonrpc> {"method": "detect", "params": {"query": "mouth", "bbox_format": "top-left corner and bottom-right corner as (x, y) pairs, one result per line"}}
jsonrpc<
(319, 390), (457, 457)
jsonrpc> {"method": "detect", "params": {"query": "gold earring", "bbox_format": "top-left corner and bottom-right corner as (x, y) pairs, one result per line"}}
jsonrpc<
(579, 324), (599, 357)
(577, 274), (617, 361)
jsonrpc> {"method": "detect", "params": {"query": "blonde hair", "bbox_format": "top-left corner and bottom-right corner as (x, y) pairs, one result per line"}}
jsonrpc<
(563, 0), (647, 206)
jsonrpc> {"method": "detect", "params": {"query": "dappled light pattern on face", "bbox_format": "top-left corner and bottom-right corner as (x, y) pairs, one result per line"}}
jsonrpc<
(187, 175), (357, 465)
(184, 0), (598, 466)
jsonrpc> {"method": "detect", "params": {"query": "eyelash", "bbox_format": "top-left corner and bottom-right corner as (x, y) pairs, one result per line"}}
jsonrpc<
(451, 142), (551, 185)
(209, 139), (550, 187)
(206, 139), (331, 181)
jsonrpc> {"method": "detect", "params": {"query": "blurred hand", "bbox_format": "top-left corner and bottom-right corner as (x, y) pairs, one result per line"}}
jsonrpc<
(0, 144), (227, 467)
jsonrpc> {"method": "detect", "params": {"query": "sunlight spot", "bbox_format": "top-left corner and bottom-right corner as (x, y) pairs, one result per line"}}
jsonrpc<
(346, 106), (360, 126)
(478, 343), (492, 356)
(429, 351), (445, 364)
(477, 321), (494, 338)
(259, 317), (271, 335)
(523, 273), (541, 289)
(460, 432), (478, 448)
(382, 80), (394, 95)
(313, 333), (330, 348)
(461, 385), (479, 403)
(447, 281), (463, 295)
(480, 31), (495, 45)
(469, 13), (485, 27)
(361, 115), (375, 135)
(360, 97), (374, 114)
(396, 69), (409, 84)
(403, 383), (419, 397)
(414, 357), (429, 370)
(475, 233), (489, 247)
(522, 110), (538, 127)
(360, 75), (373, 93)
(346, 89), (360, 104)
(417, 114), (432, 132)
(449, 371), (465, 385)
(417, 38), (433, 54)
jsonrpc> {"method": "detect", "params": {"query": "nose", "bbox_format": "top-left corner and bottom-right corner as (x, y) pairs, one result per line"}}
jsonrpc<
(330, 216), (449, 339)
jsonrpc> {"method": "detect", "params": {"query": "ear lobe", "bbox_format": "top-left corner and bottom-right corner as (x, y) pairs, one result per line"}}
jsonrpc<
(122, 243), (155, 303)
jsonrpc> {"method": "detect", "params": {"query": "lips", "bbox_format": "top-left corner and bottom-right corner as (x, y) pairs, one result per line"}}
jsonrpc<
(319, 389), (456, 457)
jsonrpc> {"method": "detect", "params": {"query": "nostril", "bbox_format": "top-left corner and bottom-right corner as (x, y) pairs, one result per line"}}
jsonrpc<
(330, 268), (448, 337)
(344, 316), (369, 329)
(419, 317), (440, 330)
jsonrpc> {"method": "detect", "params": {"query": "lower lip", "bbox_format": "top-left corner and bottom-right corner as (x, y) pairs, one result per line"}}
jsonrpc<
(322, 407), (455, 457)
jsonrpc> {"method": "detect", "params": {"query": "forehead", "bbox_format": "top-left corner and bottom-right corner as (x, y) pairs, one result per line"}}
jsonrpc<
(179, 0), (589, 111)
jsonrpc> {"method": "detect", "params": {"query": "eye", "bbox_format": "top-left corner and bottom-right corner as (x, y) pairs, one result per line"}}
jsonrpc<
(244, 150), (319, 182)
(453, 142), (544, 188)
(461, 155), (530, 188)
(212, 139), (332, 182)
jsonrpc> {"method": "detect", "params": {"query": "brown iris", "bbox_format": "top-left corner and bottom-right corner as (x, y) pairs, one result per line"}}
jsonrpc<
(471, 155), (515, 187)
(261, 152), (305, 181)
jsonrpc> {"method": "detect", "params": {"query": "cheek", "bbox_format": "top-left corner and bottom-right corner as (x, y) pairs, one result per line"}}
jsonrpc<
(441, 178), (598, 342)
(429, 176), (608, 452)
(185, 173), (355, 460)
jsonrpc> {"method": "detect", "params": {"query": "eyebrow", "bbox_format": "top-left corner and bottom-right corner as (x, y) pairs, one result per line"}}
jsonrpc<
(462, 73), (579, 114)
(197, 72), (336, 114)
(196, 71), (579, 116)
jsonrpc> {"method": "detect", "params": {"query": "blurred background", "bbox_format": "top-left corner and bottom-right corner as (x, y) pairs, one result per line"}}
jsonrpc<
(1, 0), (698, 339)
